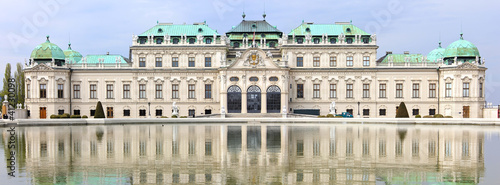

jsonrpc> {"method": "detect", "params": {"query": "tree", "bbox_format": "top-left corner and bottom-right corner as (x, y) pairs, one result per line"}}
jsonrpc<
(14, 63), (25, 107)
(94, 101), (105, 118)
(1, 63), (13, 105)
(395, 102), (409, 118)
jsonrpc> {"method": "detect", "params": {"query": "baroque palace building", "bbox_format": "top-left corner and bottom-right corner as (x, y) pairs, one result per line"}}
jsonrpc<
(24, 15), (487, 118)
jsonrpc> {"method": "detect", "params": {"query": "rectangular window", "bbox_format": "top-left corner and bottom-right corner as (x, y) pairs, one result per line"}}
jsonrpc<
(90, 84), (97, 99)
(156, 84), (162, 99)
(172, 57), (179, 67)
(445, 83), (452, 97)
(58, 109), (64, 115)
(188, 84), (196, 99)
(296, 57), (303, 67)
(379, 109), (386, 116)
(346, 56), (353, 67)
(346, 84), (353, 98)
(396, 83), (403, 98)
(27, 84), (31, 99)
(155, 57), (162, 67)
(313, 57), (320, 67)
(74, 110), (80, 115)
(106, 84), (113, 99)
(363, 56), (370, 66)
(139, 57), (146, 67)
(379, 84), (386, 98)
(205, 84), (212, 99)
(330, 56), (337, 67)
(73, 85), (80, 99)
(188, 57), (195, 67)
(412, 83), (419, 98)
(139, 109), (146, 116)
(189, 109), (195, 117)
(297, 84), (304, 98)
(123, 84), (130, 99)
(463, 82), (470, 97)
(412, 109), (419, 116)
(429, 83), (436, 98)
(329, 84), (337, 98)
(57, 84), (64, 98)
(363, 84), (370, 98)
(172, 84), (179, 99)
(479, 82), (483, 97)
(156, 109), (162, 116)
(363, 109), (369, 116)
(90, 109), (95, 116)
(139, 84), (146, 99)
(313, 84), (320, 98)
(205, 57), (211, 67)
(123, 109), (130, 116)
(429, 109), (436, 115)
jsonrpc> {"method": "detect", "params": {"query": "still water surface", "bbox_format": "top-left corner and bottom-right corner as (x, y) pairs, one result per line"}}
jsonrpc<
(1, 123), (500, 184)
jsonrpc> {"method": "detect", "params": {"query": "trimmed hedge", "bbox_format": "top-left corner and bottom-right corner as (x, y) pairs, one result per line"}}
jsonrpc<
(396, 102), (409, 118)
(82, 115), (88, 119)
(318, 115), (326, 118)
(434, 114), (444, 118)
(161, 116), (168, 118)
(180, 116), (187, 118)
(415, 115), (421, 118)
(445, 116), (453, 118)
(94, 101), (105, 118)
(50, 114), (58, 119)
(423, 115), (433, 118)
(60, 113), (70, 118)
(171, 115), (178, 118)
(326, 114), (334, 118)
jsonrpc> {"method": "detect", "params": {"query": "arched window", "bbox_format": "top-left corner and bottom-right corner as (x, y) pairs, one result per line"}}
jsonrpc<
(140, 39), (146, 44)
(198, 28), (203, 32)
(189, 38), (195, 44)
(346, 28), (351, 33)
(230, 77), (239, 82)
(306, 28), (311, 32)
(330, 38), (336, 44)
(249, 77), (259, 82)
(158, 28), (163, 33)
(297, 38), (303, 44)
(269, 42), (275, 47)
(346, 38), (353, 44)
(269, 77), (278, 81)
(363, 38), (369, 44)
(156, 38), (163, 44)
(313, 38), (320, 44)
(173, 38), (179, 44)
(206, 38), (212, 44)
(233, 42), (240, 48)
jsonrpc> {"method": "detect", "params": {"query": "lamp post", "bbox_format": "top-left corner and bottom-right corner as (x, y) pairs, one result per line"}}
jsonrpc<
(148, 102), (151, 118)
(357, 102), (360, 118)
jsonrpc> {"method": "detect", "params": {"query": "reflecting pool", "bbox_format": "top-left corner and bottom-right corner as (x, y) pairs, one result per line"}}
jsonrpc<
(1, 124), (500, 184)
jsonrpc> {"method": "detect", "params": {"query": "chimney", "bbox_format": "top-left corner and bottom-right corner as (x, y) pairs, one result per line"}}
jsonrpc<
(386, 51), (392, 55)
(404, 51), (410, 54)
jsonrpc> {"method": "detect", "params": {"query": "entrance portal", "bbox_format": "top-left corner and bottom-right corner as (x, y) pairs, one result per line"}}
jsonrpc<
(227, 85), (242, 113)
(247, 85), (261, 113)
(266, 85), (281, 113)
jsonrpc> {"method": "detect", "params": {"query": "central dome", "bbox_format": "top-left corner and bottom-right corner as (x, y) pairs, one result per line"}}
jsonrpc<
(30, 36), (66, 60)
(443, 34), (480, 58)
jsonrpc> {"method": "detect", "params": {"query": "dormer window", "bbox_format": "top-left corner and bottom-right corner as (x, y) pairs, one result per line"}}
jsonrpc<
(346, 28), (351, 33)
(252, 24), (256, 28)
(198, 28), (203, 32)
(158, 28), (163, 33)
(206, 38), (212, 44)
(156, 38), (163, 44)
(140, 39), (146, 44)
(269, 42), (275, 48)
(305, 28), (311, 32)
(189, 38), (195, 44)
(233, 42), (240, 48)
(173, 38), (179, 44)
(363, 38), (369, 44)
(346, 38), (353, 44)
(261, 33), (266, 38)
(330, 38), (336, 44)
(313, 38), (320, 44)
(297, 38), (303, 44)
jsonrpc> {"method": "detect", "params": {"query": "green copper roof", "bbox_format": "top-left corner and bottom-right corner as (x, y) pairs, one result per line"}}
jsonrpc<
(76, 54), (129, 64)
(139, 23), (219, 37)
(288, 22), (370, 36)
(443, 34), (480, 58)
(30, 36), (66, 60)
(228, 34), (281, 40)
(63, 43), (83, 64)
(227, 20), (281, 33)
(379, 54), (427, 63)
(426, 42), (445, 62)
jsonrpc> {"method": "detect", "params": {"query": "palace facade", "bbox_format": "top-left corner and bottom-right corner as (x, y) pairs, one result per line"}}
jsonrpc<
(24, 16), (487, 118)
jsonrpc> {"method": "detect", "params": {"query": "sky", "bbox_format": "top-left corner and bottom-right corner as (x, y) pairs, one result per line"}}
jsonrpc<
(1, 0), (499, 104)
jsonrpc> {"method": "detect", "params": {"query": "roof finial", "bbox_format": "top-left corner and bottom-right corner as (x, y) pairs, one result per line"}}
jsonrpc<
(68, 43), (72, 50)
(46, 35), (50, 43)
(263, 0), (266, 20)
(438, 41), (441, 48)
(263, 13), (266, 20)
(460, 32), (463, 40)
(242, 12), (246, 20)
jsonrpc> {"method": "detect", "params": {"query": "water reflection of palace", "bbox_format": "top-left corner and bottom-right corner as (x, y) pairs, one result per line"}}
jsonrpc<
(16, 124), (485, 184)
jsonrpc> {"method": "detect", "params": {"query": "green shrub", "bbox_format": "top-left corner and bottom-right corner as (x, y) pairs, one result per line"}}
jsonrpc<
(180, 116), (187, 118)
(326, 114), (334, 118)
(318, 115), (326, 118)
(161, 116), (168, 118)
(434, 114), (444, 118)
(94, 101), (105, 118)
(70, 115), (81, 119)
(395, 102), (409, 118)
(445, 116), (453, 118)
(415, 115), (421, 118)
(335, 115), (343, 118)
(423, 115), (433, 118)
(82, 115), (88, 119)
(50, 114), (58, 119)
(171, 115), (178, 118)
(60, 113), (70, 118)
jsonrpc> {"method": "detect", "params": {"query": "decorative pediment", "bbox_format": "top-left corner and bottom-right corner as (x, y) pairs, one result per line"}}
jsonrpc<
(30, 63), (54, 71)
(227, 48), (281, 69)
(457, 62), (478, 69)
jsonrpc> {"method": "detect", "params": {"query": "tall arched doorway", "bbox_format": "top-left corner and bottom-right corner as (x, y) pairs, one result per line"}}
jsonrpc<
(247, 85), (261, 113)
(266, 85), (281, 113)
(227, 85), (242, 113)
